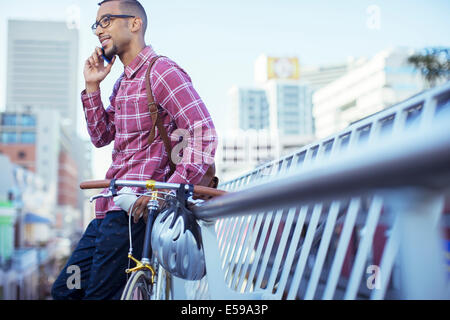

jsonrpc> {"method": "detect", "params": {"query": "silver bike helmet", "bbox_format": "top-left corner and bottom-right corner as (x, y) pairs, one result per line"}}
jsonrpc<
(151, 185), (206, 280)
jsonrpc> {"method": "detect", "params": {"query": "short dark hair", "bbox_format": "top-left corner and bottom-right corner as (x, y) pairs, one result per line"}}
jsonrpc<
(98, 0), (148, 34)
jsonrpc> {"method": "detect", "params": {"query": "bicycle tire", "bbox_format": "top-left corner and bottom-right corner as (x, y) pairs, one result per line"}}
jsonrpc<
(121, 267), (173, 300)
(121, 270), (152, 300)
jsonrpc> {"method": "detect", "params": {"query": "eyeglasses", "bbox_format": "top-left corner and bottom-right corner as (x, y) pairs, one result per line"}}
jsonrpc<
(91, 14), (136, 34)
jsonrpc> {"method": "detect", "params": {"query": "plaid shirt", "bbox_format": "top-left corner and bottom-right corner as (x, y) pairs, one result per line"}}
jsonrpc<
(82, 46), (217, 219)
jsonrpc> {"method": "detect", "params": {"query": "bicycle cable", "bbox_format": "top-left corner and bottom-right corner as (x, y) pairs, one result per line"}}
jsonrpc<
(125, 192), (169, 277)
(124, 191), (175, 280)
(126, 194), (144, 278)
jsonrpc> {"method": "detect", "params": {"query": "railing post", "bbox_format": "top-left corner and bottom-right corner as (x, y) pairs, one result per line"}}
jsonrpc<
(199, 219), (268, 300)
(383, 188), (449, 299)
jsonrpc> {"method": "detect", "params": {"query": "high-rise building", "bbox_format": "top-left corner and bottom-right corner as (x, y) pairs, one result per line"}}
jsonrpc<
(229, 86), (270, 131)
(253, 55), (314, 139)
(313, 47), (427, 139)
(222, 55), (316, 178)
(6, 20), (79, 130)
(231, 55), (315, 139)
(264, 81), (314, 137)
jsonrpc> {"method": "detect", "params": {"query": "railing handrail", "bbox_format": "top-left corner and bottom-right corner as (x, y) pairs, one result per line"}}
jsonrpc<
(184, 81), (450, 300)
(220, 81), (450, 190)
(193, 108), (450, 221)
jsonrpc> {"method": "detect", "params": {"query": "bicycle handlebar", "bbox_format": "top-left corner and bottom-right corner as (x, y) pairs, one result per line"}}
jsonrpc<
(79, 179), (227, 198)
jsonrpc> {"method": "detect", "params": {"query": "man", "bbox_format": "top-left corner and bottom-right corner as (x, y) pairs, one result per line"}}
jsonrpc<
(51, 0), (217, 300)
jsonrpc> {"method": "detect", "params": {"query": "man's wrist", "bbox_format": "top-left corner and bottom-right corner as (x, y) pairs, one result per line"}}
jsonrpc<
(85, 82), (100, 94)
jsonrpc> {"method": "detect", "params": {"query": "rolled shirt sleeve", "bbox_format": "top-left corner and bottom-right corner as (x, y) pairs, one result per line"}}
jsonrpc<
(81, 77), (122, 148)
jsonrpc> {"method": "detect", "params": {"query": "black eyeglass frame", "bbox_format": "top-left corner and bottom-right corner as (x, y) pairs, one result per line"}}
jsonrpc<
(91, 14), (136, 34)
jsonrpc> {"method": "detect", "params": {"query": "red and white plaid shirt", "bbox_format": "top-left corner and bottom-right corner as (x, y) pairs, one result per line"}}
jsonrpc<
(82, 46), (217, 219)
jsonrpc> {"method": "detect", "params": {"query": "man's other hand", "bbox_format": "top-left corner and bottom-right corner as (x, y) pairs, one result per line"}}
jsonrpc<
(128, 190), (169, 223)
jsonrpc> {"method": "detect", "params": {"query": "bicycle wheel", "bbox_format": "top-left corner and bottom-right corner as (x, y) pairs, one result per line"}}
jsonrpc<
(121, 270), (152, 300)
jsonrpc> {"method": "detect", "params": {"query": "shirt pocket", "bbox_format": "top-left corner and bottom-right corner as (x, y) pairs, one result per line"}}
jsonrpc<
(122, 94), (152, 134)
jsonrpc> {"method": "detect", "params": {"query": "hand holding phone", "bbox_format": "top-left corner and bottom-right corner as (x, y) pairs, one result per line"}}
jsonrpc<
(84, 47), (116, 92)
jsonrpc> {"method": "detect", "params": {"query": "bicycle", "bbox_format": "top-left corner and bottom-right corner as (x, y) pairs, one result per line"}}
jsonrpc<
(80, 178), (226, 300)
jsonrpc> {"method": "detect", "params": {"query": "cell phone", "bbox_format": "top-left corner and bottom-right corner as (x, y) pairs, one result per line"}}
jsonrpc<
(101, 48), (112, 64)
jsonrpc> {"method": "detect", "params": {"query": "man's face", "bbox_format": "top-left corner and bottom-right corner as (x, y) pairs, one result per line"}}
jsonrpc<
(95, 2), (132, 59)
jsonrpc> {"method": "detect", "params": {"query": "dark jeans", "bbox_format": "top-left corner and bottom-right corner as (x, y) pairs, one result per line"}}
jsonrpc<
(51, 211), (146, 300)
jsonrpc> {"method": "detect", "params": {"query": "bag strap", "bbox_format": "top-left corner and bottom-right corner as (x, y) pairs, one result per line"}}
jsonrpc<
(145, 56), (177, 176)
(145, 56), (219, 189)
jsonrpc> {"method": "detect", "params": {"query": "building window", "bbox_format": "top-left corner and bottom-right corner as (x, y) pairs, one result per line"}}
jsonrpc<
(1, 114), (17, 126)
(1, 132), (18, 144)
(21, 132), (36, 144)
(21, 114), (36, 127)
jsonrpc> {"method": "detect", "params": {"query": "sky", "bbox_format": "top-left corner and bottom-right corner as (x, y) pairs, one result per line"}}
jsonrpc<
(0, 0), (449, 178)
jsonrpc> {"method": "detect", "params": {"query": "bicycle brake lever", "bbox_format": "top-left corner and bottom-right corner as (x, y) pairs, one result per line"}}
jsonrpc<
(89, 191), (113, 203)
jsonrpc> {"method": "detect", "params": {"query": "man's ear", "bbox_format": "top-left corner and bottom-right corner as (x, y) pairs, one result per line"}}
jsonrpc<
(130, 17), (143, 33)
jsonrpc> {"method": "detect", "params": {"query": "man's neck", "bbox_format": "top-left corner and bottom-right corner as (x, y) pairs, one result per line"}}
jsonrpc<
(119, 40), (146, 66)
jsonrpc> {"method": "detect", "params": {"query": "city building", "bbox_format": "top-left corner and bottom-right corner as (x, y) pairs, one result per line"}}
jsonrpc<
(253, 55), (315, 138)
(229, 86), (270, 131)
(215, 128), (316, 181)
(0, 154), (54, 300)
(264, 80), (315, 137)
(0, 111), (37, 172)
(0, 156), (15, 265)
(71, 138), (95, 228)
(216, 129), (280, 181)
(3, 18), (93, 231)
(300, 59), (365, 92)
(6, 20), (79, 131)
(0, 19), (91, 299)
(313, 47), (427, 139)
(223, 55), (317, 179)
(1, 110), (61, 206)
(0, 110), (89, 235)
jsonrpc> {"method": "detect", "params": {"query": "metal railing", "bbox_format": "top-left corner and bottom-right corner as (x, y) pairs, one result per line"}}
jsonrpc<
(176, 81), (450, 300)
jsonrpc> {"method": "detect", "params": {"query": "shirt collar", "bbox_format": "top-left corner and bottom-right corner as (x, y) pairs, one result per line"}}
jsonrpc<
(124, 45), (157, 79)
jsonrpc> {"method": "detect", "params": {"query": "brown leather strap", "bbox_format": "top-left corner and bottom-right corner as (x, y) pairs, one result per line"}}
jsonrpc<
(145, 56), (218, 188)
(145, 57), (160, 148)
(145, 56), (177, 176)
